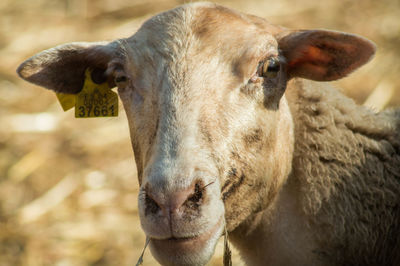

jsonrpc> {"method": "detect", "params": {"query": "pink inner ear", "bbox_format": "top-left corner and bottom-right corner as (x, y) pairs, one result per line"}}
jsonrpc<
(298, 62), (328, 78)
(280, 30), (376, 81)
(288, 45), (332, 69)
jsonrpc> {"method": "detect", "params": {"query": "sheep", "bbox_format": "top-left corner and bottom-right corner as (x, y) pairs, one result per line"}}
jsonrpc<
(16, 2), (400, 266)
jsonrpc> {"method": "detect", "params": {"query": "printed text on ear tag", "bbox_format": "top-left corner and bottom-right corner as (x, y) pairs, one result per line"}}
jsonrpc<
(75, 69), (118, 118)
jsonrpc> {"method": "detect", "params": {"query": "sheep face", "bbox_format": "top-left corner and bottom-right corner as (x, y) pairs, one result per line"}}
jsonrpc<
(113, 5), (295, 265)
(16, 2), (376, 266)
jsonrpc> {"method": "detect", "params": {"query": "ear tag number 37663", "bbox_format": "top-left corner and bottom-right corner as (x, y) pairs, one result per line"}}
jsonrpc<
(74, 69), (118, 118)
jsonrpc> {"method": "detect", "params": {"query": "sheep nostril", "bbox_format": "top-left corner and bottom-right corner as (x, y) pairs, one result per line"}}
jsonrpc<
(143, 180), (210, 217)
(145, 193), (161, 215)
(184, 182), (203, 209)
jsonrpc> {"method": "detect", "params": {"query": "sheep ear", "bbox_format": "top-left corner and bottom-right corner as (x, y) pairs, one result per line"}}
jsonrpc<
(17, 41), (120, 94)
(278, 30), (376, 81)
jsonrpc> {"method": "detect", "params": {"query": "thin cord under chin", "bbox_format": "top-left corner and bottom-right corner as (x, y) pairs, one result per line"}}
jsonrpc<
(136, 237), (150, 266)
(223, 217), (232, 266)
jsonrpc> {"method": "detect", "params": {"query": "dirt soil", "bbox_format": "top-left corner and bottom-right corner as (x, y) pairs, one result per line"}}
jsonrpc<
(0, 0), (399, 265)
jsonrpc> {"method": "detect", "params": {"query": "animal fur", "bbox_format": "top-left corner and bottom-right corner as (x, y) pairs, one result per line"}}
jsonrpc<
(287, 79), (400, 265)
(16, 2), (400, 265)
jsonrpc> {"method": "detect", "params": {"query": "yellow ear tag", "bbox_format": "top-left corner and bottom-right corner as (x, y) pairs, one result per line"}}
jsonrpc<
(56, 92), (76, 111)
(74, 69), (118, 118)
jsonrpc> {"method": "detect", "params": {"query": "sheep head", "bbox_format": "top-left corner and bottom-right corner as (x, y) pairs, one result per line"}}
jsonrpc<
(17, 2), (375, 265)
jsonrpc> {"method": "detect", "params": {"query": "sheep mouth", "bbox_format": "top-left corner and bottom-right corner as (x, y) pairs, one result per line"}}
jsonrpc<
(150, 217), (224, 253)
(165, 236), (198, 242)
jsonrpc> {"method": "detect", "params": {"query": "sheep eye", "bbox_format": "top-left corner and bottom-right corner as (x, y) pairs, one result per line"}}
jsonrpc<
(115, 76), (127, 83)
(114, 75), (128, 87)
(258, 57), (280, 78)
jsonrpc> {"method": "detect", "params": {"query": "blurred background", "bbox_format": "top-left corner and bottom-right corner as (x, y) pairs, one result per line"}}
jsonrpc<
(0, 0), (399, 265)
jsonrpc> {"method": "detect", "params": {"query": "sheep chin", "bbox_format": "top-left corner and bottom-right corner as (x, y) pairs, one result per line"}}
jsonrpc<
(149, 217), (224, 266)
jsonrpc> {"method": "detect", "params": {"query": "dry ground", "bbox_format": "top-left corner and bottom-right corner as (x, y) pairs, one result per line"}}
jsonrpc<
(0, 0), (399, 265)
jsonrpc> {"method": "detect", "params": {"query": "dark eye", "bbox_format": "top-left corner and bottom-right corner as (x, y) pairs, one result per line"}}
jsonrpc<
(115, 76), (127, 83)
(258, 57), (280, 78)
(114, 75), (128, 87)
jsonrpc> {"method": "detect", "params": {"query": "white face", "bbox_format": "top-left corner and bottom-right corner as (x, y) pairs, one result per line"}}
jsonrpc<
(113, 4), (292, 266)
(17, 2), (375, 265)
